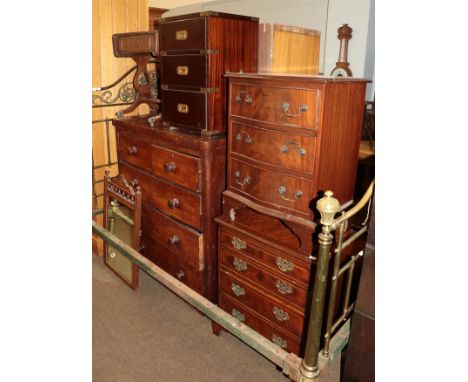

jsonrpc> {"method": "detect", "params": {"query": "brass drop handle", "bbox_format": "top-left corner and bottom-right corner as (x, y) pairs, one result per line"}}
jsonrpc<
(275, 279), (293, 295)
(273, 306), (290, 322)
(231, 282), (246, 296)
(168, 235), (180, 245)
(128, 146), (138, 155)
(235, 91), (252, 104)
(176, 270), (185, 279)
(234, 170), (251, 186)
(233, 257), (247, 271)
(280, 141), (306, 157)
(236, 131), (253, 144)
(278, 186), (303, 202)
(164, 161), (177, 173)
(281, 102), (308, 117)
(168, 198), (180, 209)
(109, 250), (116, 259)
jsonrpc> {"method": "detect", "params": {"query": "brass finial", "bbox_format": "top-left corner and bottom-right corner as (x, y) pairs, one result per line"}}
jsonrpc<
(316, 191), (340, 226)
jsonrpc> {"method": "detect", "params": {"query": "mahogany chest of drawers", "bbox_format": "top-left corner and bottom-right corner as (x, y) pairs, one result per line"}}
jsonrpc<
(158, 11), (259, 134)
(113, 116), (226, 302)
(213, 73), (369, 355)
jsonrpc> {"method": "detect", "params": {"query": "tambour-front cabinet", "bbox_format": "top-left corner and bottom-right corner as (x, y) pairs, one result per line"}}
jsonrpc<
(214, 73), (369, 355)
(159, 11), (259, 134)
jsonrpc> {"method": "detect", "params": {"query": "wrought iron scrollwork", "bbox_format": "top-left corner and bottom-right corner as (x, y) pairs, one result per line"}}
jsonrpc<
(92, 82), (136, 106)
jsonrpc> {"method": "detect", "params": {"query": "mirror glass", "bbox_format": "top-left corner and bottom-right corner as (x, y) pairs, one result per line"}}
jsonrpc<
(106, 199), (134, 283)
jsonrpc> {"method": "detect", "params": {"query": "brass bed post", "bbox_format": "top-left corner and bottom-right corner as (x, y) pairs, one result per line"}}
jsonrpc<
(299, 191), (340, 381)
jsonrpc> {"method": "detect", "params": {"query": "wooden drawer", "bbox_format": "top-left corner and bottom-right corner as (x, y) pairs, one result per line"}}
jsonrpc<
(152, 145), (201, 192)
(117, 133), (152, 171)
(230, 83), (320, 129)
(220, 247), (308, 310)
(220, 270), (305, 338)
(219, 228), (311, 285)
(119, 163), (201, 230)
(161, 89), (206, 131)
(159, 17), (206, 52)
(143, 205), (204, 271)
(220, 293), (301, 355)
(229, 158), (312, 216)
(230, 121), (316, 173)
(139, 235), (204, 295)
(161, 55), (207, 88)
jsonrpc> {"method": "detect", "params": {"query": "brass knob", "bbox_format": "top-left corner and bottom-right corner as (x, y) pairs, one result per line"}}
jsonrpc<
(168, 198), (180, 209)
(164, 162), (177, 173)
(169, 235), (180, 245)
(139, 243), (146, 252)
(176, 270), (185, 279)
(128, 146), (138, 155)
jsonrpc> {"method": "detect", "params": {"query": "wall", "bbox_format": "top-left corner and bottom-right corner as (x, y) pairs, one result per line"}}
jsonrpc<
(92, 0), (149, 254)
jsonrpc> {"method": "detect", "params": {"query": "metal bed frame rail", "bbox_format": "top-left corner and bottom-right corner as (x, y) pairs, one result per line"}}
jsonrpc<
(92, 181), (375, 381)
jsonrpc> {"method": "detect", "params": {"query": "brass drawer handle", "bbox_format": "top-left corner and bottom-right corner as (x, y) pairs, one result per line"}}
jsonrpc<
(275, 279), (293, 295)
(235, 91), (252, 104)
(280, 141), (306, 157)
(232, 308), (245, 322)
(108, 249), (116, 259)
(276, 257), (294, 273)
(168, 198), (180, 209)
(272, 334), (287, 349)
(235, 131), (253, 144)
(273, 306), (289, 322)
(168, 235), (180, 245)
(176, 65), (189, 76)
(231, 237), (246, 250)
(281, 102), (308, 118)
(233, 257), (247, 272)
(177, 103), (189, 114)
(234, 170), (251, 186)
(278, 186), (303, 202)
(176, 270), (185, 279)
(164, 161), (177, 173)
(175, 30), (187, 40)
(128, 146), (138, 155)
(231, 282), (246, 297)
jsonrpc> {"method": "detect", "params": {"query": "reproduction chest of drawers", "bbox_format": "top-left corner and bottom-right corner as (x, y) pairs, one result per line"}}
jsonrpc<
(114, 116), (226, 302)
(159, 11), (259, 134)
(213, 73), (369, 355)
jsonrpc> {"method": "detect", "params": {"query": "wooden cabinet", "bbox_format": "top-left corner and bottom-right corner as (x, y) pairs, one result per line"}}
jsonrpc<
(214, 73), (368, 355)
(114, 116), (226, 301)
(158, 12), (259, 134)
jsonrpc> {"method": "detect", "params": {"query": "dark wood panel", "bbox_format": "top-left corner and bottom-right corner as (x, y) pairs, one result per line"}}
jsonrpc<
(151, 144), (201, 192)
(117, 132), (152, 172)
(220, 247), (308, 310)
(228, 158), (313, 217)
(143, 205), (204, 271)
(230, 121), (316, 173)
(159, 17), (206, 52)
(220, 270), (305, 338)
(218, 226), (311, 284)
(161, 89), (207, 131)
(119, 162), (202, 230)
(161, 54), (208, 88)
(230, 83), (320, 129)
(219, 293), (301, 355)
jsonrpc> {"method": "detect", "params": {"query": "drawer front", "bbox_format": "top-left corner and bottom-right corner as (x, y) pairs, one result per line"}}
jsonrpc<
(162, 89), (206, 131)
(231, 122), (316, 173)
(220, 294), (301, 355)
(144, 206), (204, 271)
(230, 84), (320, 129)
(152, 145), (201, 192)
(118, 133), (152, 171)
(160, 18), (206, 52)
(161, 55), (207, 88)
(139, 235), (204, 295)
(229, 159), (312, 215)
(220, 247), (308, 310)
(219, 229), (310, 285)
(120, 162), (201, 229)
(220, 270), (304, 338)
